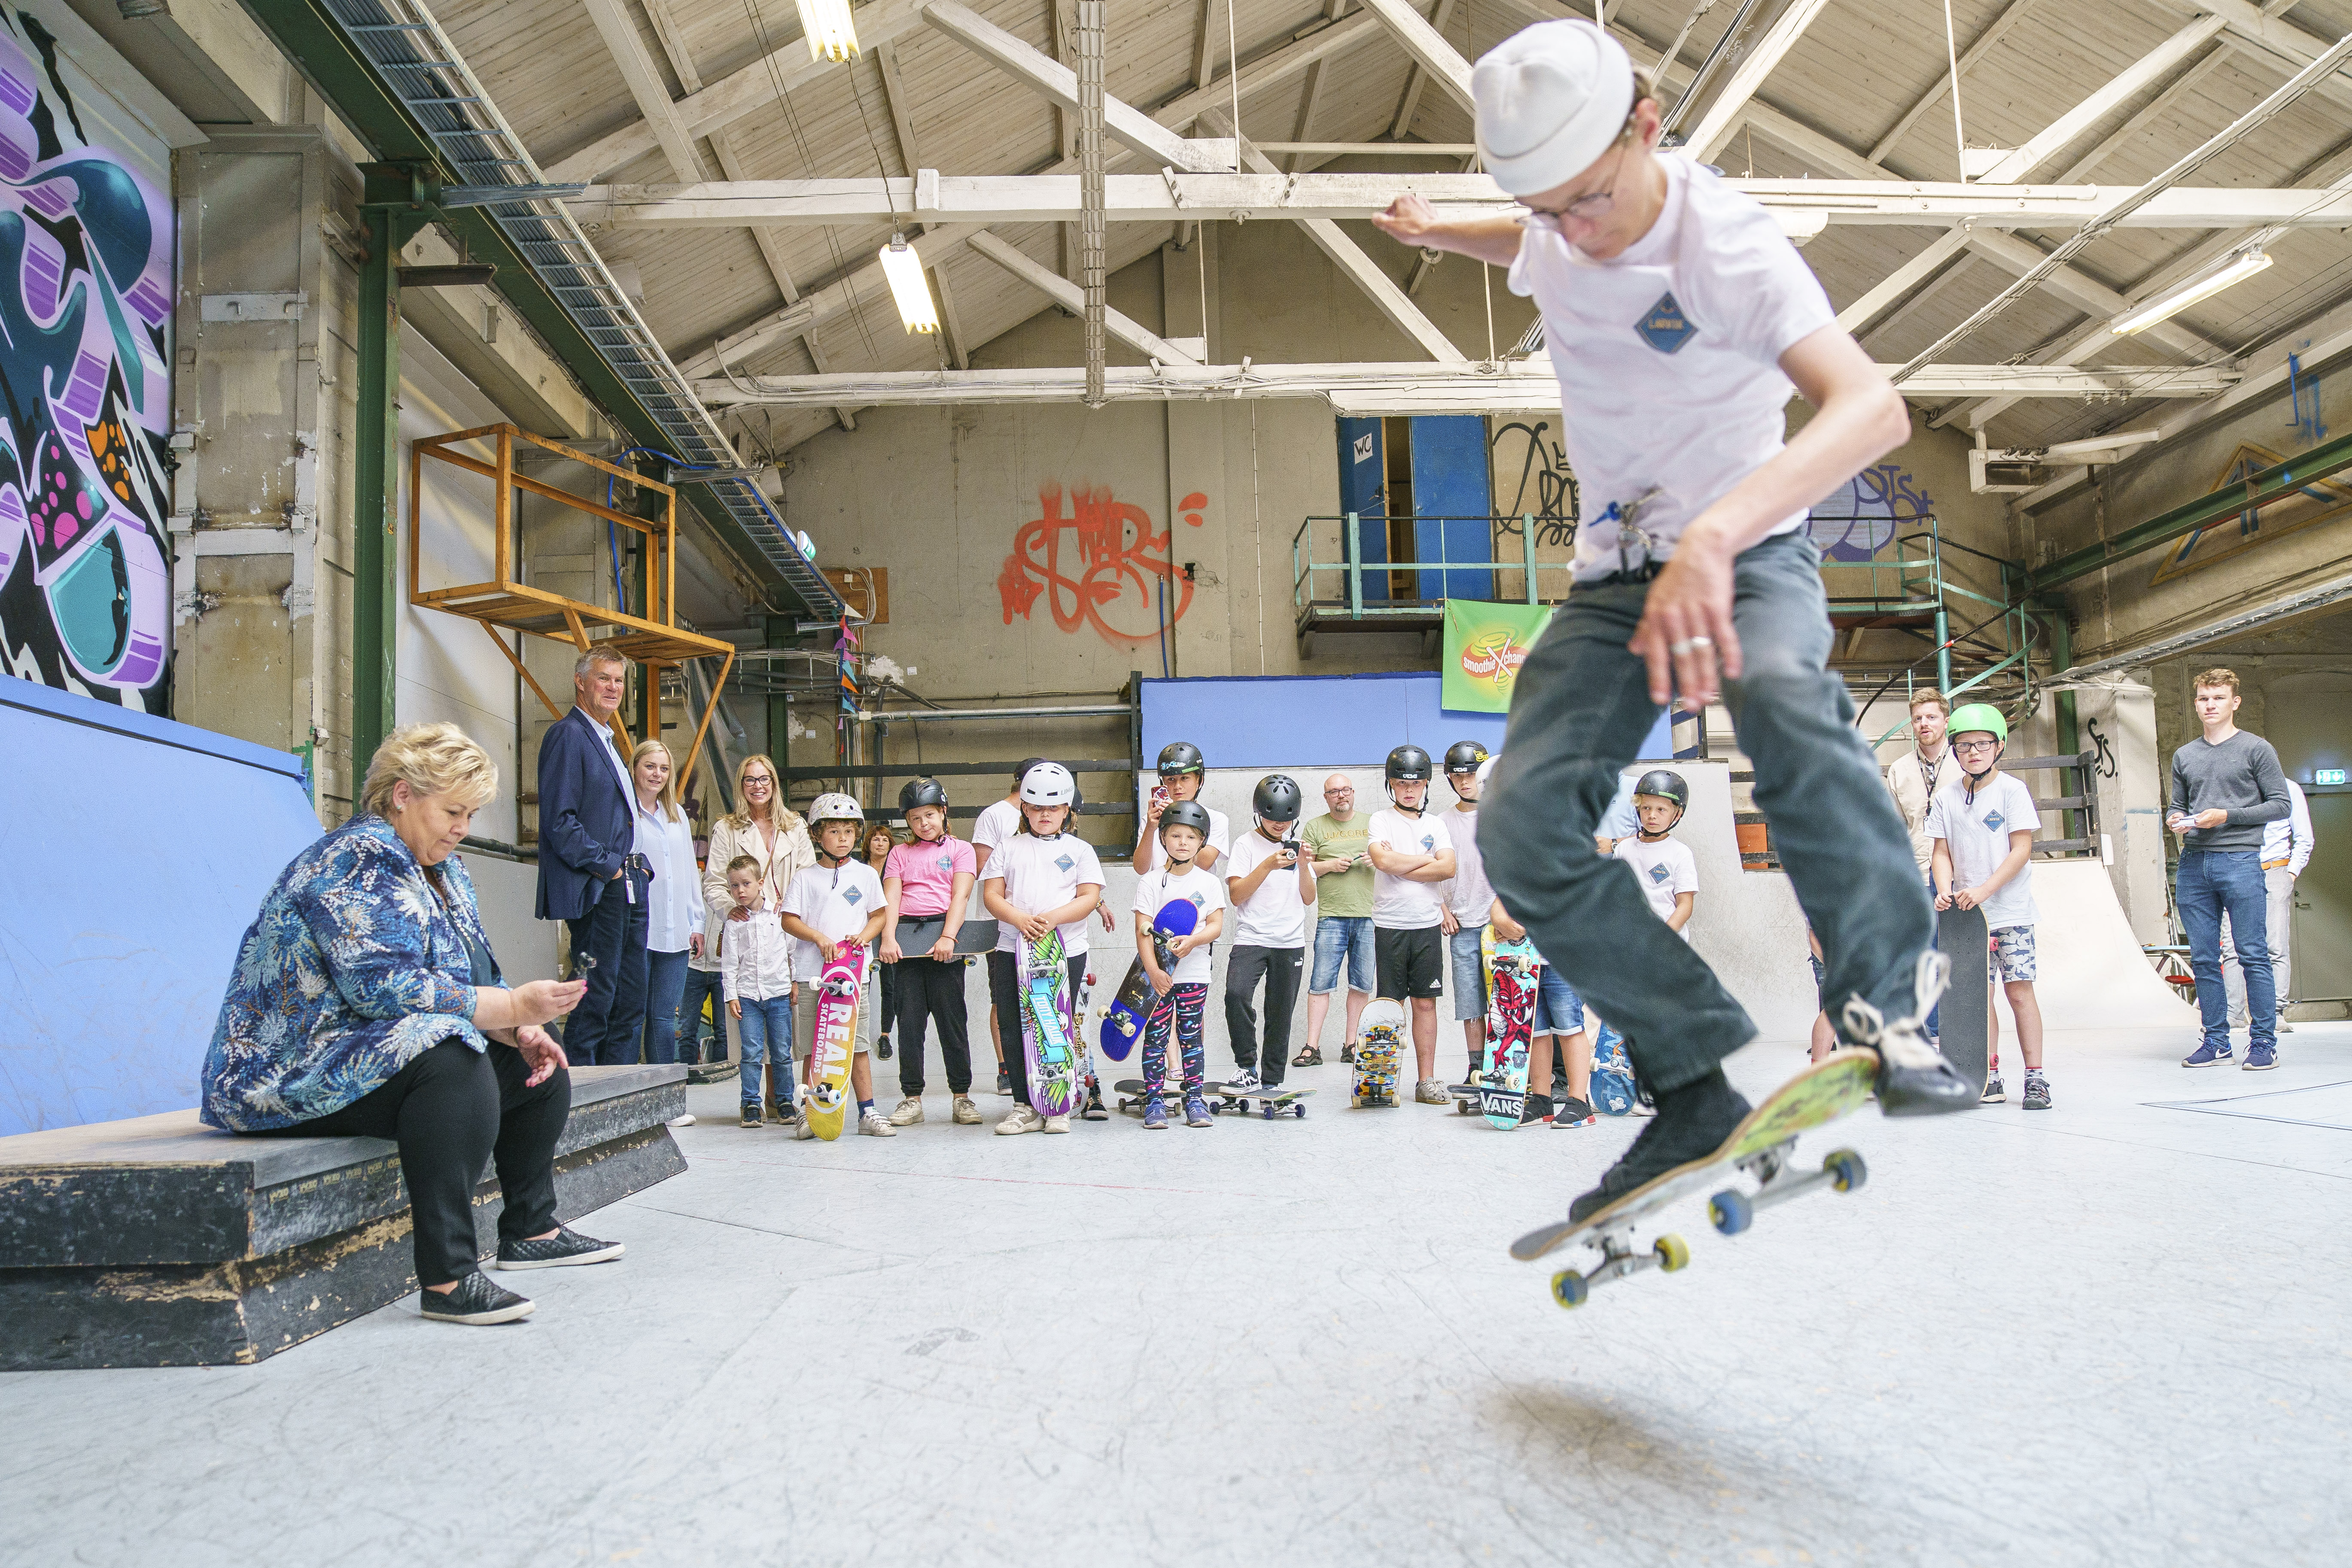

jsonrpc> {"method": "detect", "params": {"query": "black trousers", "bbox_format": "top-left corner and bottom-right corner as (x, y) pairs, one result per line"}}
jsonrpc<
(260, 1039), (570, 1287)
(987, 949), (1088, 1104)
(563, 868), (650, 1066)
(895, 954), (974, 1095)
(1223, 944), (1302, 1085)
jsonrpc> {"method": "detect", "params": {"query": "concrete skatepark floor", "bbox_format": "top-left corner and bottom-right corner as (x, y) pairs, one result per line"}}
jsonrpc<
(6, 1023), (2348, 1567)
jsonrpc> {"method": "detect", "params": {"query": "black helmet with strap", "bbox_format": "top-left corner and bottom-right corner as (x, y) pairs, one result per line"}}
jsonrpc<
(1631, 768), (1689, 836)
(1386, 744), (1433, 782)
(1156, 740), (1206, 776)
(1443, 740), (1489, 774)
(1160, 799), (1212, 840)
(898, 776), (949, 812)
(1252, 773), (1304, 824)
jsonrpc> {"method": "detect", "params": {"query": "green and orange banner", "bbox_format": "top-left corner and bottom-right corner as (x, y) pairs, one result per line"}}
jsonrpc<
(1442, 600), (1552, 713)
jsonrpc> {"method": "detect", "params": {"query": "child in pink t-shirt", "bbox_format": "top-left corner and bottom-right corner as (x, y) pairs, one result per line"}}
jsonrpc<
(879, 778), (981, 1125)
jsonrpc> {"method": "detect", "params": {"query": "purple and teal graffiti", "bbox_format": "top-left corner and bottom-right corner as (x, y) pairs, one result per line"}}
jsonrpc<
(1807, 462), (1932, 563)
(0, 15), (172, 711)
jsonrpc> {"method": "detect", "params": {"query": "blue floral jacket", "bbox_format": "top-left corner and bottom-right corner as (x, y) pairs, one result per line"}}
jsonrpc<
(202, 814), (502, 1132)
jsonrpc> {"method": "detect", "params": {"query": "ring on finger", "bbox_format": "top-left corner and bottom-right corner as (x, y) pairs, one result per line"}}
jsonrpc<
(1669, 639), (1695, 655)
(1689, 635), (1713, 649)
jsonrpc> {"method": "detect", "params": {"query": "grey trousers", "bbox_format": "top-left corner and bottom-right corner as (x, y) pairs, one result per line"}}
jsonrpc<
(2220, 865), (2295, 1026)
(1484, 531), (1934, 1093)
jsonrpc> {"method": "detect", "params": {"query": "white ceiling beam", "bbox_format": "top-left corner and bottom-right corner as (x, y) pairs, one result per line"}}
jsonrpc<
(920, 0), (1231, 172)
(577, 0), (712, 180)
(874, 41), (924, 174)
(1683, 0), (1833, 163)
(1192, 0), (1221, 88)
(579, 173), (2352, 231)
(931, 261), (971, 369)
(2159, 0), (2352, 116)
(1835, 229), (1971, 337)
(691, 359), (2241, 408)
(1388, 0), (1461, 141)
(1354, 0), (1475, 107)
(1961, 228), (2224, 359)
(1867, 0), (2039, 165)
(2051, 46), (2232, 185)
(965, 231), (1201, 363)
(1974, 12), (2227, 185)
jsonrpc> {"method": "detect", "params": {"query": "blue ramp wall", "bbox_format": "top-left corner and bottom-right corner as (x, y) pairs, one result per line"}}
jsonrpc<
(0, 676), (322, 1135)
(1140, 673), (1672, 768)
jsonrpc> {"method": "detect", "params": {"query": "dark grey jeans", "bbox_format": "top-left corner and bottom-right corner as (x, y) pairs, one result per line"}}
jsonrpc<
(1484, 531), (1932, 1093)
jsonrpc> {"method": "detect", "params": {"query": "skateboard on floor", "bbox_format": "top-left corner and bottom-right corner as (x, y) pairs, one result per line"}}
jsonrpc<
(1588, 1020), (1637, 1116)
(1353, 998), (1404, 1107)
(1477, 929), (1537, 1128)
(805, 944), (869, 1141)
(1096, 898), (1199, 1063)
(1020, 928), (1081, 1118)
(1111, 1076), (1202, 1114)
(1509, 1049), (1879, 1307)
(1205, 1082), (1314, 1120)
(1935, 903), (1990, 1096)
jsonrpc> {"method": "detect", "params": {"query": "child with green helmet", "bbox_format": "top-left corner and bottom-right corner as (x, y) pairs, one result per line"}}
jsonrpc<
(1926, 704), (2049, 1109)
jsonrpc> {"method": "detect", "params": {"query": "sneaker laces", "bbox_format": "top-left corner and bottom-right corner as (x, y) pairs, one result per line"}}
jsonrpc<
(1840, 950), (1950, 1070)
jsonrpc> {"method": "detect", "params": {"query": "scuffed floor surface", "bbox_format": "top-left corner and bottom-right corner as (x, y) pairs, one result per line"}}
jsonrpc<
(7, 1024), (2349, 1567)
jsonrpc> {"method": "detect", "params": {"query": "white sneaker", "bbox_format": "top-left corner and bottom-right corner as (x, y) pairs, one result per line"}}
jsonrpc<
(792, 1116), (816, 1140)
(1226, 1068), (1262, 1092)
(1414, 1078), (1451, 1105)
(665, 1114), (696, 1128)
(859, 1110), (898, 1137)
(995, 1105), (1044, 1136)
(952, 1094), (982, 1124)
(888, 1095), (925, 1126)
(1042, 1113), (1072, 1133)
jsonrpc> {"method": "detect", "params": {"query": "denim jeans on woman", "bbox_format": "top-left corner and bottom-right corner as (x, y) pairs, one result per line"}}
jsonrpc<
(640, 947), (691, 1064)
(2177, 849), (2274, 1050)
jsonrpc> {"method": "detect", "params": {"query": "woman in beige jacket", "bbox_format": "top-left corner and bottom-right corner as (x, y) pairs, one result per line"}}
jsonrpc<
(702, 752), (814, 1113)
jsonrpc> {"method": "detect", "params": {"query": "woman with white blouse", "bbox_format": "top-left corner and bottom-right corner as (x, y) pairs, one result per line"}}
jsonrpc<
(630, 740), (701, 1067)
(700, 752), (813, 1114)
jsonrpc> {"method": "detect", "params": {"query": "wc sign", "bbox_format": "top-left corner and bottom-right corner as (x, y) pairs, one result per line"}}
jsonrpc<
(1352, 432), (1376, 465)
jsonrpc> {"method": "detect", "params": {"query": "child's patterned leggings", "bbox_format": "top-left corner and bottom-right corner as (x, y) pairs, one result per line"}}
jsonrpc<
(1143, 983), (1208, 1095)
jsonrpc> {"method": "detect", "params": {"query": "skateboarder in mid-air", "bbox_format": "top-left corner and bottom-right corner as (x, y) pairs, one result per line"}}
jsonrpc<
(1374, 18), (1973, 1224)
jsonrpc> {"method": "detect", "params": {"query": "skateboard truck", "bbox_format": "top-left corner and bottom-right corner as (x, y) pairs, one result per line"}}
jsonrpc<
(1551, 1229), (1691, 1309)
(1707, 1144), (1868, 1235)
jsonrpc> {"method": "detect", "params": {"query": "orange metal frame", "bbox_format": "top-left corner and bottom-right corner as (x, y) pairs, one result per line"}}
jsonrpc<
(408, 423), (736, 793)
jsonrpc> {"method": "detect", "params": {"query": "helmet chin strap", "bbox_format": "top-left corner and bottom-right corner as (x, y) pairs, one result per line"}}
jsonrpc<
(1388, 785), (1425, 815)
(1961, 745), (2002, 796)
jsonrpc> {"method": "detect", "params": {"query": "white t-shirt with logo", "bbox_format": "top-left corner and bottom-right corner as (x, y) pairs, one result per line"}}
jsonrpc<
(1613, 835), (1700, 935)
(1369, 807), (1453, 930)
(1442, 805), (1494, 925)
(1926, 774), (2039, 929)
(780, 859), (885, 980)
(1133, 863), (1226, 984)
(971, 798), (1022, 857)
(1508, 155), (1836, 584)
(1144, 803), (1232, 871)
(983, 831), (1106, 956)
(1224, 828), (1308, 948)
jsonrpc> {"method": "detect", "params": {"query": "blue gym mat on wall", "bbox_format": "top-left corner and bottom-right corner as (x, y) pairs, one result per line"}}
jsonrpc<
(1139, 673), (1673, 768)
(0, 676), (323, 1136)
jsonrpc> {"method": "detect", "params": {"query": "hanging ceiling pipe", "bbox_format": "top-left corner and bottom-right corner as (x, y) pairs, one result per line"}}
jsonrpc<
(1660, 0), (1768, 137)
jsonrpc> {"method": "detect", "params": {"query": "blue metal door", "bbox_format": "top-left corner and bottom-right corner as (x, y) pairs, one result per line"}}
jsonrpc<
(1409, 415), (1493, 601)
(1335, 416), (1390, 603)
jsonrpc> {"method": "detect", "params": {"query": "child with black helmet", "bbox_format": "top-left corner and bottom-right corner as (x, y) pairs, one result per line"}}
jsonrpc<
(879, 776), (981, 1127)
(1366, 743), (1459, 1104)
(1133, 799), (1227, 1127)
(1222, 774), (1317, 1093)
(1437, 740), (1496, 1092)
(1133, 740), (1231, 874)
(1613, 770), (1699, 939)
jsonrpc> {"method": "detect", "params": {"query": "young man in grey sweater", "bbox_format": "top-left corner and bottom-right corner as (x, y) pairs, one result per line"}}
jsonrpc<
(2170, 668), (2292, 1069)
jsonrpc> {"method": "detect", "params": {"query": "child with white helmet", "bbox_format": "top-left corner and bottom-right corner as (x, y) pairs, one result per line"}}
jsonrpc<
(1927, 704), (2048, 1109)
(1372, 17), (1971, 1221)
(979, 762), (1106, 1135)
(781, 793), (895, 1138)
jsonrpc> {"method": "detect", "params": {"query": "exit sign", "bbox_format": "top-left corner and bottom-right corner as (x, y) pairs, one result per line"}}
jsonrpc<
(2316, 769), (2347, 786)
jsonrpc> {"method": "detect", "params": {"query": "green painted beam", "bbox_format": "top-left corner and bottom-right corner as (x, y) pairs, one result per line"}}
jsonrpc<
(2029, 427), (2352, 594)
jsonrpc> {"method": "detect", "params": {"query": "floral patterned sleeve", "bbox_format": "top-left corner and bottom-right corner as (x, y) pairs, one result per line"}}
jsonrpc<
(291, 837), (477, 1023)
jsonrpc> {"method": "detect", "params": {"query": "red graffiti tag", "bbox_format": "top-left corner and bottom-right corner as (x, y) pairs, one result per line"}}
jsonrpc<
(998, 486), (1208, 647)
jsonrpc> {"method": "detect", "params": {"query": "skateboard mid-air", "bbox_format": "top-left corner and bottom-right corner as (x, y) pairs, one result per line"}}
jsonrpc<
(1510, 1049), (1879, 1307)
(804, 945), (869, 1141)
(1353, 998), (1404, 1108)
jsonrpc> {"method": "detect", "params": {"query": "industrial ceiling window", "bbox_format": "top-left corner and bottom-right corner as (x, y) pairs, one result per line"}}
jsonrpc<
(1334, 416), (1495, 605)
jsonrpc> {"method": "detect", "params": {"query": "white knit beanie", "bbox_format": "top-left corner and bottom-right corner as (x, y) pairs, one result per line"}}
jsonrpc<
(1472, 20), (1637, 198)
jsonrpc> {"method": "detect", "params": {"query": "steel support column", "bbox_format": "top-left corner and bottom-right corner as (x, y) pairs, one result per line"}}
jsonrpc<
(353, 172), (431, 776)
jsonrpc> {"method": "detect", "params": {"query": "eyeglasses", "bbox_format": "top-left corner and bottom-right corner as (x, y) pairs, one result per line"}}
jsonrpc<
(1523, 128), (1639, 230)
(1951, 740), (2001, 756)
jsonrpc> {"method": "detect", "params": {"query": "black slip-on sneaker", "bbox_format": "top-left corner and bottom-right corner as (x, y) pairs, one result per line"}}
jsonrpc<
(492, 1226), (625, 1271)
(421, 1272), (534, 1324)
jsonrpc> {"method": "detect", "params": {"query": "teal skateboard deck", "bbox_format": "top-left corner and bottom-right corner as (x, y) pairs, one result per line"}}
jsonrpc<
(1479, 929), (1537, 1128)
(1589, 1020), (1637, 1116)
(1020, 929), (1080, 1118)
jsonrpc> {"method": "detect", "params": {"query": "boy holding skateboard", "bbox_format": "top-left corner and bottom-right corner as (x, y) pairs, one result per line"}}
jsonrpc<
(782, 795), (894, 1138)
(882, 777), (980, 1127)
(720, 853), (796, 1127)
(1375, 18), (1970, 1221)
(1134, 801), (1228, 1127)
(1134, 741), (1231, 874)
(1366, 745), (1457, 1105)
(1438, 741), (1495, 1092)
(1223, 775), (1315, 1093)
(981, 763), (1104, 1135)
(1614, 771), (1698, 940)
(1927, 706), (2048, 1109)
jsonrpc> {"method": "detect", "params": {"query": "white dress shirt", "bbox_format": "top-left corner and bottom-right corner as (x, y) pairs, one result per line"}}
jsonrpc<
(584, 712), (643, 853)
(638, 798), (700, 953)
(2262, 779), (2314, 873)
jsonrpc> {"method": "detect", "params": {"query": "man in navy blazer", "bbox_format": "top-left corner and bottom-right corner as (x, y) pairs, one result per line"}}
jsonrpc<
(538, 647), (651, 1065)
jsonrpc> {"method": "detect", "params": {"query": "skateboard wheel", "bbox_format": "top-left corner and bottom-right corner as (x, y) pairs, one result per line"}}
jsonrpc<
(1653, 1234), (1691, 1273)
(1708, 1190), (1753, 1236)
(1549, 1270), (1590, 1309)
(1824, 1148), (1868, 1193)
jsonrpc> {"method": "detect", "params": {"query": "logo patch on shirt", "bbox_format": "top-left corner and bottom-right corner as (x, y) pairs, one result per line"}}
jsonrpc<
(842, 887), (863, 905)
(1649, 863), (1671, 884)
(935, 853), (954, 873)
(1983, 810), (2005, 833)
(1421, 835), (1435, 853)
(1187, 893), (1206, 910)
(1635, 292), (1697, 354)
(1055, 853), (1075, 874)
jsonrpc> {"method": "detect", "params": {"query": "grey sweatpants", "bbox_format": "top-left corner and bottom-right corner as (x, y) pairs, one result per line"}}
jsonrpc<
(1484, 531), (1934, 1093)
(2220, 864), (2295, 1026)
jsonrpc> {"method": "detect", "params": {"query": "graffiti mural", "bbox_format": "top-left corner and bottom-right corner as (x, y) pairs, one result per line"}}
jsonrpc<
(997, 485), (1205, 648)
(0, 16), (173, 712)
(1806, 461), (1932, 561)
(2150, 442), (2352, 587)
(1488, 419), (1579, 549)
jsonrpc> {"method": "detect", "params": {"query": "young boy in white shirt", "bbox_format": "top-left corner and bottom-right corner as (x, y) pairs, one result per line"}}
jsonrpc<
(1223, 775), (1316, 1094)
(720, 853), (796, 1128)
(1366, 744), (1457, 1104)
(1927, 705), (2047, 1109)
(1375, 18), (1969, 1220)
(782, 795), (893, 1139)
(980, 762), (1105, 1136)
(1134, 801), (1228, 1128)
(1436, 740), (1496, 1090)
(1612, 770), (1698, 939)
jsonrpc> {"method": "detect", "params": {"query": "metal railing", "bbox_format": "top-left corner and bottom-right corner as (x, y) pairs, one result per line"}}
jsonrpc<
(1293, 514), (1576, 618)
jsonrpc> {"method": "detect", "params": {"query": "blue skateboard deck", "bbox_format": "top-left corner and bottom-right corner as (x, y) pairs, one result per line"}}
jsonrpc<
(1589, 1020), (1637, 1116)
(1096, 898), (1199, 1063)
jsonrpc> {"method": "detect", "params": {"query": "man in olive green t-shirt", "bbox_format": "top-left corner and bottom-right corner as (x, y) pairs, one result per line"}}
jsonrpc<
(1298, 773), (1375, 1065)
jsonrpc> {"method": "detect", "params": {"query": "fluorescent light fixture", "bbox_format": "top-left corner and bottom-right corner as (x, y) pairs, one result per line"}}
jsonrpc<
(878, 234), (938, 334)
(2111, 250), (2270, 336)
(796, 0), (858, 61)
